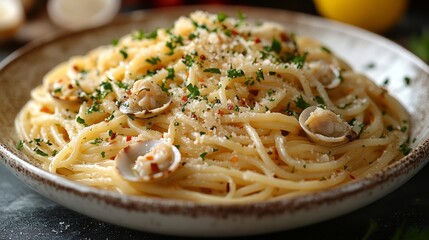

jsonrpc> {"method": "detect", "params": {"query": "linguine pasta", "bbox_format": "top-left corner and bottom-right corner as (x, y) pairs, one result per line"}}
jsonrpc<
(15, 11), (410, 203)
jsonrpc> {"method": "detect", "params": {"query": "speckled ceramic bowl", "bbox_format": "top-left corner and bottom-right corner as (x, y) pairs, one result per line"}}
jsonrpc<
(1, 6), (429, 237)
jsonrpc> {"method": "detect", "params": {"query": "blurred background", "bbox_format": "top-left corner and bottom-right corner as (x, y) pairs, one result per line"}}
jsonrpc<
(0, 0), (428, 62)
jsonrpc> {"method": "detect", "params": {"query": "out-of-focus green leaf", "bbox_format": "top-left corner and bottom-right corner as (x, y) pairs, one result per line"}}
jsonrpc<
(409, 31), (429, 62)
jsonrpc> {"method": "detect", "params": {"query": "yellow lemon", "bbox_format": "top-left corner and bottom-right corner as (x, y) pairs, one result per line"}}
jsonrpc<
(314, 0), (408, 33)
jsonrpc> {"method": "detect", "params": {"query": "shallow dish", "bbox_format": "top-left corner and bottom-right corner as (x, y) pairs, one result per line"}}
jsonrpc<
(1, 6), (429, 237)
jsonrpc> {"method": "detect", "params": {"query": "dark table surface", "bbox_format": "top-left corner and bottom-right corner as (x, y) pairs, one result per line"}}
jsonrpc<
(1, 2), (429, 240)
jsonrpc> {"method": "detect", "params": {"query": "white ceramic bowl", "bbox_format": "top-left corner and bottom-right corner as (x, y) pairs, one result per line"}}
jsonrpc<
(1, 6), (429, 237)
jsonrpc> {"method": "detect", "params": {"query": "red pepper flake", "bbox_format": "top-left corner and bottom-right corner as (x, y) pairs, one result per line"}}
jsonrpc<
(254, 37), (261, 44)
(218, 109), (224, 116)
(350, 174), (356, 180)
(231, 29), (239, 36)
(146, 155), (154, 161)
(110, 132), (117, 140)
(198, 77), (204, 82)
(280, 32), (290, 42)
(200, 54), (207, 60)
(68, 84), (74, 89)
(227, 103), (233, 110)
(239, 98), (247, 106)
(191, 113), (197, 119)
(151, 163), (160, 173)
(182, 96), (188, 102)
(40, 106), (52, 113)
(126, 135), (132, 141)
(72, 65), (79, 71)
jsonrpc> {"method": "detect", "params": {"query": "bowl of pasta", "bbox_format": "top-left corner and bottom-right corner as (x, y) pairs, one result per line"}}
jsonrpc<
(1, 6), (429, 236)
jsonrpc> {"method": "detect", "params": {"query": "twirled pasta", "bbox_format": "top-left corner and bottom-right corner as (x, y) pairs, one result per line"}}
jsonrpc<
(15, 11), (410, 203)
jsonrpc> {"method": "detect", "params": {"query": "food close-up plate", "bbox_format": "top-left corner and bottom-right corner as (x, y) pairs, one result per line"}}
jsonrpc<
(1, 5), (429, 237)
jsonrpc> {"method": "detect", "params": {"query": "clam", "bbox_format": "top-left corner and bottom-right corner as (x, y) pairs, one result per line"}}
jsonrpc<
(299, 106), (356, 146)
(307, 61), (341, 89)
(48, 78), (81, 102)
(115, 139), (181, 182)
(119, 79), (171, 118)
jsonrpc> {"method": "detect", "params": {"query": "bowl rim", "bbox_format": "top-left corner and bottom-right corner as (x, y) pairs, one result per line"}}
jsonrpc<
(1, 5), (429, 219)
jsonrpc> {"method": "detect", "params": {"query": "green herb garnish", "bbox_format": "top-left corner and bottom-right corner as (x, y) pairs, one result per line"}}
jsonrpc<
(119, 49), (128, 59)
(146, 56), (161, 65)
(204, 68), (221, 74)
(217, 13), (228, 22)
(76, 116), (87, 126)
(294, 95), (310, 110)
(16, 140), (24, 150)
(227, 68), (245, 78)
(186, 83), (200, 99)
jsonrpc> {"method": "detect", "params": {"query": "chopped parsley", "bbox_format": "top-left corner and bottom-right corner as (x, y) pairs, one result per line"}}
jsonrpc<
(227, 68), (245, 78)
(33, 148), (48, 157)
(182, 54), (194, 67)
(115, 81), (129, 90)
(119, 49), (128, 59)
(86, 102), (101, 114)
(315, 96), (326, 107)
(237, 10), (246, 21)
(132, 29), (158, 40)
(186, 83), (200, 99)
(383, 78), (390, 86)
(217, 12), (228, 22)
(76, 116), (87, 126)
(244, 78), (255, 86)
(146, 56), (161, 65)
(256, 68), (264, 82)
(265, 38), (281, 53)
(321, 46), (331, 54)
(145, 30), (158, 39)
(166, 67), (175, 80)
(101, 151), (106, 158)
(294, 95), (310, 110)
(292, 52), (308, 69)
(366, 62), (376, 69)
(399, 142), (412, 156)
(200, 152), (208, 160)
(204, 68), (221, 74)
(90, 138), (103, 145)
(53, 87), (62, 94)
(160, 81), (169, 93)
(106, 114), (115, 121)
(16, 140), (24, 150)
(404, 76), (411, 85)
(111, 39), (119, 46)
(165, 34), (184, 55)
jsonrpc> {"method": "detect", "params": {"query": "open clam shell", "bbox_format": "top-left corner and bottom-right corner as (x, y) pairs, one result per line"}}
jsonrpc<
(299, 106), (356, 146)
(119, 79), (172, 118)
(307, 61), (342, 89)
(115, 139), (181, 182)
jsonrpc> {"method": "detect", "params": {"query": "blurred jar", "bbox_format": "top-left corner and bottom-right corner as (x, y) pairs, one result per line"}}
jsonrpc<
(0, 0), (25, 41)
(314, 0), (409, 33)
(47, 0), (121, 31)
